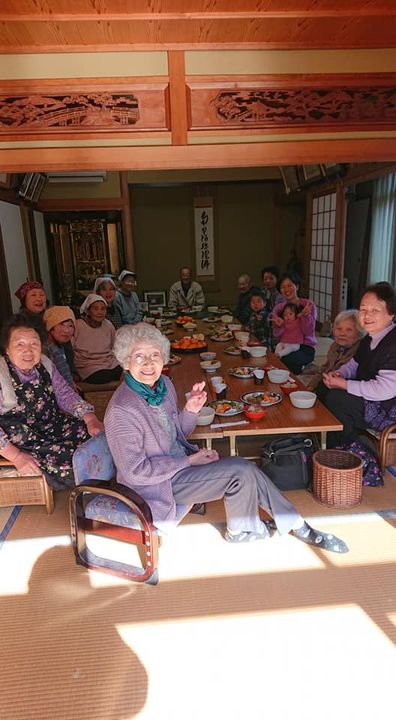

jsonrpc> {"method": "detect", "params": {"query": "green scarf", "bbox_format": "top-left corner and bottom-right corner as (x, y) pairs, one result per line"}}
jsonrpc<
(124, 370), (168, 407)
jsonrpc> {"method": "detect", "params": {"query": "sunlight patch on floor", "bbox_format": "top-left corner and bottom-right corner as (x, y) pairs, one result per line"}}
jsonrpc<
(117, 606), (396, 720)
(0, 535), (70, 594)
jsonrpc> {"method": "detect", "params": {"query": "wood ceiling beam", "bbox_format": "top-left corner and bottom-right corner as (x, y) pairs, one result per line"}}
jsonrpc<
(1, 138), (396, 173)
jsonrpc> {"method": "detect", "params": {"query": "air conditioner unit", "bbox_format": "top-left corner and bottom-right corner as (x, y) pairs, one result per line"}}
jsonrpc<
(46, 171), (107, 184)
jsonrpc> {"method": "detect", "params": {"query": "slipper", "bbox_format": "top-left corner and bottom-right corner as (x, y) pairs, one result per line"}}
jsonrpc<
(224, 521), (270, 544)
(292, 522), (349, 553)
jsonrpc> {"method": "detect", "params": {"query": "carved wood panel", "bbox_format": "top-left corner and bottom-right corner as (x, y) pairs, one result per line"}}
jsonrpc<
(0, 84), (170, 134)
(188, 80), (396, 131)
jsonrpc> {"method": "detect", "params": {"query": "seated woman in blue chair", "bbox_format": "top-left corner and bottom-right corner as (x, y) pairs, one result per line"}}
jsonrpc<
(104, 322), (348, 553)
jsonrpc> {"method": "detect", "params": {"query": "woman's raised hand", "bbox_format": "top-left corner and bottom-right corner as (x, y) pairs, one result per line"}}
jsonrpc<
(189, 448), (219, 465)
(272, 313), (284, 327)
(300, 301), (313, 317)
(185, 381), (207, 413)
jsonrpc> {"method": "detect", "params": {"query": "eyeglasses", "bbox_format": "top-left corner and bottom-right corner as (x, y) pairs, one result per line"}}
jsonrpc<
(131, 351), (163, 365)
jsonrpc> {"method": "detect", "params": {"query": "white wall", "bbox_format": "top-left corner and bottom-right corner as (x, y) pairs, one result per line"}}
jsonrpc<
(34, 211), (53, 304)
(0, 201), (28, 312)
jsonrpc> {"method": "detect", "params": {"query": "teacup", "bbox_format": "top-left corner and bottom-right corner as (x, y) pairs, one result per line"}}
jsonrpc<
(253, 368), (265, 385)
(215, 383), (227, 400)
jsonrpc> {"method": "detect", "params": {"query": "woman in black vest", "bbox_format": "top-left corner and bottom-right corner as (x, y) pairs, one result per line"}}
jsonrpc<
(322, 282), (396, 447)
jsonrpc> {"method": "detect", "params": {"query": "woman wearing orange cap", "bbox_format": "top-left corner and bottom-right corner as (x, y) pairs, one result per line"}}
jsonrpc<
(44, 306), (77, 387)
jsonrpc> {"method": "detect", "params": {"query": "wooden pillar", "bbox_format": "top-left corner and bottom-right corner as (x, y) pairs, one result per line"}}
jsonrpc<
(168, 50), (188, 146)
(120, 171), (135, 270)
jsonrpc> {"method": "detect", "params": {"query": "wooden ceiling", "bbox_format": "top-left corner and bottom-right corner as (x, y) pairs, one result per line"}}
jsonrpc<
(1, 0), (396, 53)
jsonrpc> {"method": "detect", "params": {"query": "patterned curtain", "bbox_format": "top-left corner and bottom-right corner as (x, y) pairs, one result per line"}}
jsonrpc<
(368, 172), (396, 285)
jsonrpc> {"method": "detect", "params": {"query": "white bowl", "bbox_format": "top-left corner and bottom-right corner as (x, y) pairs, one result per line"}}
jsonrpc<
(200, 351), (216, 361)
(234, 332), (250, 344)
(267, 368), (290, 384)
(183, 322), (197, 332)
(220, 314), (233, 323)
(228, 323), (242, 332)
(192, 305), (204, 312)
(289, 391), (317, 409)
(196, 406), (215, 426)
(248, 345), (267, 358)
(207, 306), (218, 313)
(200, 360), (221, 373)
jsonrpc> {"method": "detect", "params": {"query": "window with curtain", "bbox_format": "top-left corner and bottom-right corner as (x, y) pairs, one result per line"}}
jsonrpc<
(368, 172), (396, 285)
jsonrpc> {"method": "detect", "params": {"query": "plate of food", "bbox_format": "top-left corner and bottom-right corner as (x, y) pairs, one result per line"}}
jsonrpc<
(210, 331), (234, 342)
(171, 337), (208, 353)
(175, 315), (194, 326)
(214, 306), (232, 315)
(228, 366), (256, 378)
(168, 353), (182, 365)
(208, 400), (245, 416)
(162, 329), (174, 336)
(203, 316), (221, 323)
(224, 345), (241, 356)
(162, 310), (177, 318)
(240, 390), (283, 407)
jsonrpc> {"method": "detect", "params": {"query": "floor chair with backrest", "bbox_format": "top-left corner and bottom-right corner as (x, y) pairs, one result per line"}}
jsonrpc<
(69, 432), (204, 585)
(363, 423), (396, 472)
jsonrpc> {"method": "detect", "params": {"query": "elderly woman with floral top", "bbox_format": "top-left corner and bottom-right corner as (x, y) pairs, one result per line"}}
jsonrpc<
(0, 314), (103, 489)
(103, 322), (348, 553)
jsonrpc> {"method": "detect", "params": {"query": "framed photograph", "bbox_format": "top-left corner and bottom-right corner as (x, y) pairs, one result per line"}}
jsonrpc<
(279, 166), (300, 195)
(301, 164), (325, 182)
(0, 173), (12, 189)
(143, 290), (167, 308)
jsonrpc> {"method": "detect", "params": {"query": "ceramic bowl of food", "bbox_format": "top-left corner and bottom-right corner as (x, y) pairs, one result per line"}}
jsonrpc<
(267, 368), (290, 384)
(200, 360), (221, 373)
(207, 305), (218, 313)
(228, 323), (242, 332)
(248, 345), (267, 358)
(196, 406), (216, 426)
(200, 351), (217, 361)
(280, 380), (299, 395)
(244, 404), (267, 422)
(289, 391), (317, 409)
(183, 322), (197, 332)
(220, 314), (233, 324)
(234, 331), (250, 345)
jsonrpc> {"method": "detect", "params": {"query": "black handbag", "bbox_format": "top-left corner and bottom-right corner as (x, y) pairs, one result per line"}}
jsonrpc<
(260, 434), (315, 491)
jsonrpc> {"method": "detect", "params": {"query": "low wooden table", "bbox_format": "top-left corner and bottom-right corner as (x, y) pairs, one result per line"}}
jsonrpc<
(167, 316), (342, 455)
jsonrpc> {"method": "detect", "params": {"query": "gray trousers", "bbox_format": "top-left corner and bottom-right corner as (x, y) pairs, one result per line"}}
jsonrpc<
(171, 456), (301, 536)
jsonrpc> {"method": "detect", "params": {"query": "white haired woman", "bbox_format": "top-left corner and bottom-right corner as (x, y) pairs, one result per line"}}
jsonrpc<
(103, 322), (348, 552)
(303, 309), (365, 400)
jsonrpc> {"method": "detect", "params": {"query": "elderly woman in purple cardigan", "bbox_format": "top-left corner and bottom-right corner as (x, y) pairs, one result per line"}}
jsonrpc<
(103, 323), (348, 552)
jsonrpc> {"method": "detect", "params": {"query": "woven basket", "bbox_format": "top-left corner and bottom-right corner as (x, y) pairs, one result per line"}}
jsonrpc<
(313, 449), (363, 507)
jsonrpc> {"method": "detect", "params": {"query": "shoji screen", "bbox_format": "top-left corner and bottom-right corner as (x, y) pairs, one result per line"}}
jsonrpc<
(309, 191), (337, 324)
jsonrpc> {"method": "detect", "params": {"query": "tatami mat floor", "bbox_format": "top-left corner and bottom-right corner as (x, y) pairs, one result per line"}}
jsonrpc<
(1, 473), (396, 720)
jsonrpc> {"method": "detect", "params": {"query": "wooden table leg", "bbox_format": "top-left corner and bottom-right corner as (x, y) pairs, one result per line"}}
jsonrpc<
(229, 436), (237, 456)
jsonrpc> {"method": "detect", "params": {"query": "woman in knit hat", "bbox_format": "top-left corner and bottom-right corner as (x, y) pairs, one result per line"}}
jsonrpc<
(93, 276), (123, 329)
(44, 306), (77, 387)
(15, 281), (47, 317)
(72, 294), (123, 385)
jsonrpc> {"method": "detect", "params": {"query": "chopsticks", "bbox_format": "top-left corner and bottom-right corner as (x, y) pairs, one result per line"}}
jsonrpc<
(210, 420), (249, 429)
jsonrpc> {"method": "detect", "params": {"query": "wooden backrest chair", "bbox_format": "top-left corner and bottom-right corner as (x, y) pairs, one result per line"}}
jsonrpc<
(69, 432), (161, 585)
(364, 423), (396, 472)
(69, 432), (206, 585)
(76, 380), (121, 422)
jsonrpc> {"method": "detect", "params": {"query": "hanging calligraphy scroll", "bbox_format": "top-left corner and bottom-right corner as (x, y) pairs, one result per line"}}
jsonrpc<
(194, 199), (215, 279)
